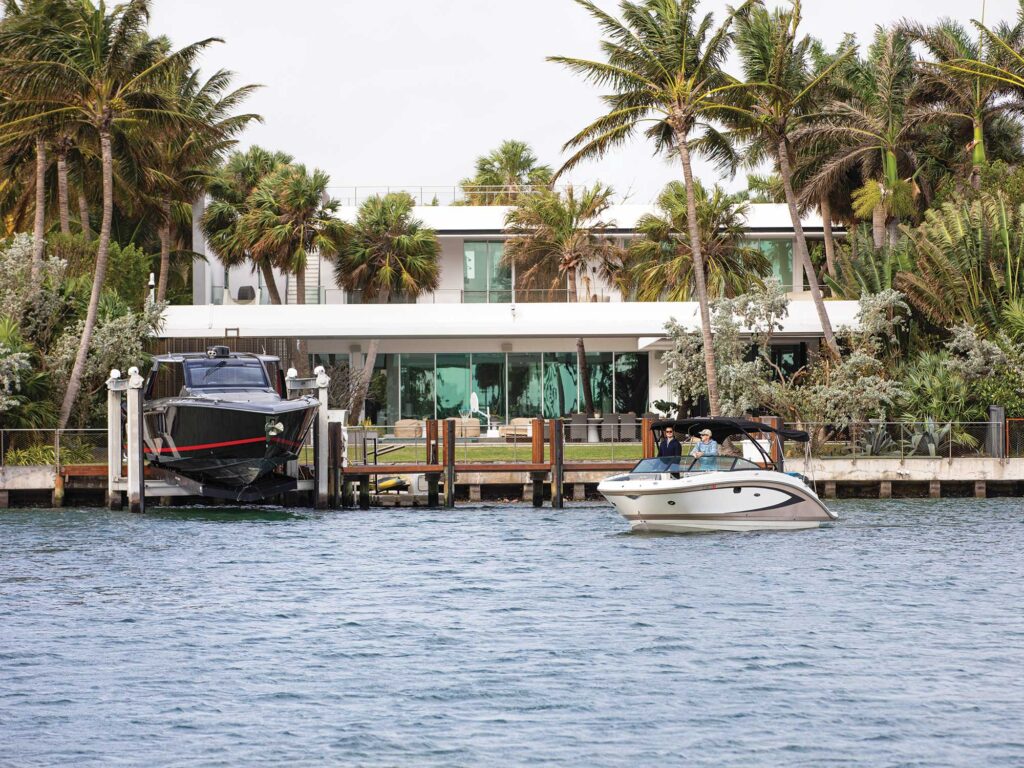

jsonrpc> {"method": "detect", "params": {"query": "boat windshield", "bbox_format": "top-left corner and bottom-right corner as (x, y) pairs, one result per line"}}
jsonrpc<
(630, 455), (764, 474)
(184, 359), (270, 389)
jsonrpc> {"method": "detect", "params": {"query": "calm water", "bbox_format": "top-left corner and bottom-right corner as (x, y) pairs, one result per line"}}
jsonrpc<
(2, 500), (1023, 767)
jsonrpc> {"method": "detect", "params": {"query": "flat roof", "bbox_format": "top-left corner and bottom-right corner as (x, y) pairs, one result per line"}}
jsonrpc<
(160, 300), (860, 342)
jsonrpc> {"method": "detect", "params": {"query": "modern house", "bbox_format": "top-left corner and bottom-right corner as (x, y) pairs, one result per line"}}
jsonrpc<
(161, 196), (858, 425)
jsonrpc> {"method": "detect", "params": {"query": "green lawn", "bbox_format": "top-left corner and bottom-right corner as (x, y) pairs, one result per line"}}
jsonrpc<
(303, 441), (645, 466)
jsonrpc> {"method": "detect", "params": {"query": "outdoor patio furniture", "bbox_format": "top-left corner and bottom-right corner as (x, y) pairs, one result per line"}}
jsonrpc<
(498, 418), (533, 441)
(453, 417), (481, 438)
(569, 413), (588, 443)
(618, 412), (639, 442)
(601, 413), (620, 442)
(394, 419), (423, 439)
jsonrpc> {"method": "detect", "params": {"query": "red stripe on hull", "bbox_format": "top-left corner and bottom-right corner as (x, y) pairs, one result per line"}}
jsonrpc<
(150, 435), (302, 454)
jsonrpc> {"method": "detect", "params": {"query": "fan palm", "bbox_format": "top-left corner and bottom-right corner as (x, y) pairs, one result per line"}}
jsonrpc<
(460, 139), (553, 205)
(625, 180), (768, 300)
(550, 0), (756, 416)
(796, 27), (923, 250)
(731, 0), (849, 357)
(504, 183), (620, 416)
(333, 192), (440, 423)
(0, 0), (218, 429)
(201, 146), (293, 305)
(240, 164), (344, 305)
(140, 67), (259, 302)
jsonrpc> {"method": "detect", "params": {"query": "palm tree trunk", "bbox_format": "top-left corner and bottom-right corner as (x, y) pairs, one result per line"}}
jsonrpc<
(577, 337), (594, 417)
(349, 338), (379, 425)
(260, 262), (283, 304)
(32, 136), (46, 279)
(820, 196), (836, 280)
(871, 203), (885, 250)
(156, 197), (171, 303)
(295, 263), (306, 304)
(677, 139), (720, 417)
(58, 131), (114, 430)
(971, 117), (985, 190)
(56, 151), (71, 236)
(777, 139), (839, 359)
(78, 191), (91, 238)
(886, 218), (899, 249)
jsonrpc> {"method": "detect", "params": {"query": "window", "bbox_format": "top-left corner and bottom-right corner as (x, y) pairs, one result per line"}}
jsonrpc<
(464, 241), (511, 303)
(184, 359), (269, 389)
(543, 352), (579, 418)
(747, 239), (794, 291)
(508, 353), (543, 419)
(585, 352), (614, 415)
(436, 353), (470, 418)
(614, 353), (649, 414)
(399, 354), (435, 419)
(471, 353), (505, 420)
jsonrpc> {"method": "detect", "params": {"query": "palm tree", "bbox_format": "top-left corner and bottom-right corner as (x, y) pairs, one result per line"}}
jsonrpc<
(141, 67), (259, 302)
(0, 0), (219, 429)
(551, 0), (755, 416)
(504, 183), (620, 416)
(903, 12), (1024, 189)
(201, 146), (294, 305)
(731, 0), (848, 358)
(796, 27), (922, 250)
(240, 164), (344, 305)
(333, 192), (440, 423)
(460, 139), (553, 205)
(625, 180), (769, 301)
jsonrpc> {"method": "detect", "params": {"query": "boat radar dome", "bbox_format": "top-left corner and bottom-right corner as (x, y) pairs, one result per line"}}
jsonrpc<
(207, 345), (231, 359)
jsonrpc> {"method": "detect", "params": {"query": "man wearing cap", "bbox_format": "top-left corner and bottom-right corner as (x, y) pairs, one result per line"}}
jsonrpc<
(692, 428), (720, 470)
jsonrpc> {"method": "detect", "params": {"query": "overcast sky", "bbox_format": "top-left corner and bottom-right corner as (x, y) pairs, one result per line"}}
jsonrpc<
(150, 0), (1014, 204)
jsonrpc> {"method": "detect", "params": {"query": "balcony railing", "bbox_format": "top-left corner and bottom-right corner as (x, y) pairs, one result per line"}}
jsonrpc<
(327, 288), (615, 305)
(327, 184), (570, 207)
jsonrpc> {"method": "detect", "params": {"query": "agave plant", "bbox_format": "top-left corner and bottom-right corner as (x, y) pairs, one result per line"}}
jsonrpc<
(857, 422), (899, 456)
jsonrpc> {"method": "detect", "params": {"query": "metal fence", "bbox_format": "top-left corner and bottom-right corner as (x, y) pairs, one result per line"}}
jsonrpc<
(322, 288), (616, 305)
(785, 422), (999, 459)
(0, 429), (108, 467)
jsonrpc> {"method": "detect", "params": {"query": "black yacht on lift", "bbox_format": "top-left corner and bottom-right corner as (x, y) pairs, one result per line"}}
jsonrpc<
(141, 346), (319, 488)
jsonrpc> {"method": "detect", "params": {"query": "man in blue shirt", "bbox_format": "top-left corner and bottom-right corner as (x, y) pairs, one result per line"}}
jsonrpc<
(692, 428), (720, 470)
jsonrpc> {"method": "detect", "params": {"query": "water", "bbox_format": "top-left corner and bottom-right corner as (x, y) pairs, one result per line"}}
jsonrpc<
(2, 500), (1023, 767)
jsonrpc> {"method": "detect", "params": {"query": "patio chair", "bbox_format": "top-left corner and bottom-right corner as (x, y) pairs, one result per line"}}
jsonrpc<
(618, 412), (639, 442)
(569, 413), (588, 443)
(601, 413), (620, 442)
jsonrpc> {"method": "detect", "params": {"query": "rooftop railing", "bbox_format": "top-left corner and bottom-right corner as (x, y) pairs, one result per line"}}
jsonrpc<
(327, 184), (569, 207)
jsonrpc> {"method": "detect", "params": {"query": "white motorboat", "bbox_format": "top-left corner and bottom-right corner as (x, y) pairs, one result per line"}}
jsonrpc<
(599, 418), (837, 533)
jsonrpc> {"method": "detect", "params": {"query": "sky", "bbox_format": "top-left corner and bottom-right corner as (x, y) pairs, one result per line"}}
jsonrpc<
(149, 0), (1017, 205)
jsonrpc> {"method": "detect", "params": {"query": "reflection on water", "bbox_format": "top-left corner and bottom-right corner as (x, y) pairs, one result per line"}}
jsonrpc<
(2, 499), (1023, 767)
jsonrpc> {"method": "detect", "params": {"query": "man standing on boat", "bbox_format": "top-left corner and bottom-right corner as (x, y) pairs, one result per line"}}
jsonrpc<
(692, 428), (719, 470)
(657, 426), (683, 458)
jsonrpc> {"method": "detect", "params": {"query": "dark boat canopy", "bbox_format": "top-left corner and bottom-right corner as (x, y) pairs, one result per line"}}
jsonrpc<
(651, 417), (810, 444)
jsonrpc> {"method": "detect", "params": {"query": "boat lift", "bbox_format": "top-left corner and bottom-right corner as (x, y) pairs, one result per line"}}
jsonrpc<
(106, 365), (331, 512)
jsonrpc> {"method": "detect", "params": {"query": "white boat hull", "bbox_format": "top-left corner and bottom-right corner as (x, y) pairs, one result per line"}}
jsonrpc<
(599, 469), (836, 534)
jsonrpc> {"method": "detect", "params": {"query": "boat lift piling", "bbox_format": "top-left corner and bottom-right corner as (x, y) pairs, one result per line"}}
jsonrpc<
(105, 364), (331, 511)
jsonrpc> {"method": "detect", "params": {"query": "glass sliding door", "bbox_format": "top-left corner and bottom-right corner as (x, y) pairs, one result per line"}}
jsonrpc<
(508, 353), (543, 419)
(436, 353), (471, 418)
(463, 241), (512, 303)
(584, 352), (614, 415)
(543, 352), (578, 418)
(399, 353), (435, 420)
(748, 239), (795, 292)
(471, 353), (506, 423)
(614, 353), (649, 414)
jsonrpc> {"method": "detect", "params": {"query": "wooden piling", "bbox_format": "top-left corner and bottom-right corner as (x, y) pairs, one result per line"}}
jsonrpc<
(824, 480), (837, 499)
(444, 419), (456, 508)
(426, 419), (440, 507)
(328, 422), (341, 508)
(975, 480), (987, 499)
(879, 480), (892, 499)
(641, 418), (655, 458)
(550, 419), (564, 509)
(359, 475), (370, 510)
(929, 479), (942, 499)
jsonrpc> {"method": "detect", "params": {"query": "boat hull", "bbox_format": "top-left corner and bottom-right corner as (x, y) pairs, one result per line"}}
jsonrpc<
(142, 397), (318, 487)
(599, 470), (836, 534)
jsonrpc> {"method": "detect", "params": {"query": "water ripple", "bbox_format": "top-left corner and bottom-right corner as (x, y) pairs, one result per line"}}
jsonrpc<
(1, 499), (1022, 766)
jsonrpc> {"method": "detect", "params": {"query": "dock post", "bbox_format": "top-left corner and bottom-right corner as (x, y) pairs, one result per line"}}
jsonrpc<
(530, 473), (544, 507)
(125, 366), (145, 514)
(879, 480), (892, 499)
(444, 419), (456, 508)
(929, 479), (942, 499)
(341, 477), (354, 509)
(328, 422), (341, 508)
(824, 480), (837, 499)
(314, 366), (330, 509)
(641, 417), (655, 458)
(975, 480), (987, 498)
(550, 419), (564, 509)
(358, 475), (370, 510)
(426, 420), (439, 507)
(0, 490), (8, 509)
(106, 369), (125, 510)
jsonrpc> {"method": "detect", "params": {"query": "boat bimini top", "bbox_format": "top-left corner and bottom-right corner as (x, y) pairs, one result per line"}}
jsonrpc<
(651, 417), (810, 473)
